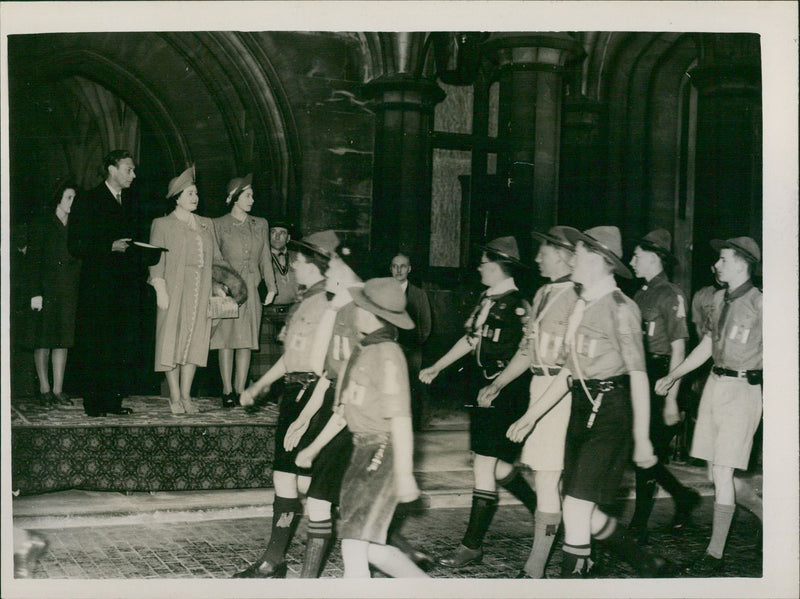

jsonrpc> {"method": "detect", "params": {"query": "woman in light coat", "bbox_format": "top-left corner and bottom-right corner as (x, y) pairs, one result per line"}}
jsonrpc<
(210, 174), (277, 407)
(149, 166), (223, 414)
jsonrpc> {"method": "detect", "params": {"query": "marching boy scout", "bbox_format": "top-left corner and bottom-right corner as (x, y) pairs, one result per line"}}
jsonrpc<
(477, 226), (579, 578)
(234, 230), (341, 578)
(656, 237), (763, 575)
(299, 278), (428, 578)
(420, 237), (538, 568)
(628, 229), (700, 541)
(507, 226), (669, 578)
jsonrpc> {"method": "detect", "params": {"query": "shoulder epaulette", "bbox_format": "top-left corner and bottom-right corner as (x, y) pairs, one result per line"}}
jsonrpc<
(611, 289), (628, 306)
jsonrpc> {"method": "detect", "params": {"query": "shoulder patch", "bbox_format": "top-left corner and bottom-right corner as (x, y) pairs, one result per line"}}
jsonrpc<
(675, 294), (686, 319)
(612, 289), (628, 306)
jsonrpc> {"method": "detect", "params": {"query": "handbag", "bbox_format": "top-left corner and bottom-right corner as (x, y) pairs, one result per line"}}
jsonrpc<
(208, 295), (240, 319)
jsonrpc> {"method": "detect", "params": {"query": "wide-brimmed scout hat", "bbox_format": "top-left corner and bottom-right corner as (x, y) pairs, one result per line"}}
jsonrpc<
(710, 236), (761, 263)
(225, 173), (253, 204)
(349, 277), (415, 330)
(564, 225), (633, 279)
(476, 236), (528, 268)
(637, 228), (677, 264)
(531, 226), (578, 252)
(166, 165), (195, 199)
(288, 230), (340, 260)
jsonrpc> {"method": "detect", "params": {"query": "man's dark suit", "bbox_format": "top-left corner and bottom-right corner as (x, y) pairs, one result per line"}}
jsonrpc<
(68, 182), (150, 415)
(397, 281), (432, 429)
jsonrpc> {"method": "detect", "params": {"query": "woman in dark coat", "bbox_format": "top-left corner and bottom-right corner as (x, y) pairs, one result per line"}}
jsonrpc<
(28, 180), (82, 406)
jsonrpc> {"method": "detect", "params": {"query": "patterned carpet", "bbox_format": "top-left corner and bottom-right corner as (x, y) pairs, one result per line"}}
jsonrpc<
(11, 396), (279, 496)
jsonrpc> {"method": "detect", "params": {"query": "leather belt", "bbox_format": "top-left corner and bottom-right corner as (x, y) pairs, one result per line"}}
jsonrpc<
(265, 304), (292, 315)
(531, 366), (561, 376)
(571, 374), (628, 394)
(283, 371), (319, 385)
(712, 366), (762, 384)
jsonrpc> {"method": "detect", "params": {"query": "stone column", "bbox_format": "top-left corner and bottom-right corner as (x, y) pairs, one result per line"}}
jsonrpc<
(479, 33), (584, 258)
(688, 33), (761, 286)
(360, 74), (445, 269)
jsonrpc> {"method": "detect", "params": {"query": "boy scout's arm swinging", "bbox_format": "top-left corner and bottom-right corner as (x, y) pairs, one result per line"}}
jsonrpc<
(419, 336), (473, 383)
(629, 370), (657, 468)
(506, 369), (571, 443)
(655, 335), (712, 395)
(391, 415), (420, 504)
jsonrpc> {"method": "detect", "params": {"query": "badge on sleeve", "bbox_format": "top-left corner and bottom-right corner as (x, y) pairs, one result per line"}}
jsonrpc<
(675, 295), (686, 319)
(382, 359), (401, 395)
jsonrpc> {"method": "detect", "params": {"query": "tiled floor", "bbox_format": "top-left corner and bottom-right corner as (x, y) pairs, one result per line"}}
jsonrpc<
(24, 498), (762, 580)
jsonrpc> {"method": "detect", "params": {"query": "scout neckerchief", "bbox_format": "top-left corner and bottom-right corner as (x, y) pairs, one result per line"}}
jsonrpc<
(565, 275), (617, 428)
(272, 249), (289, 275)
(717, 279), (754, 335)
(528, 275), (574, 371)
(336, 323), (398, 411)
(465, 278), (518, 377)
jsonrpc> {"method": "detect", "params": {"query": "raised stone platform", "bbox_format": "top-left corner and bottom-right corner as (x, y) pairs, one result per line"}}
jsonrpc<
(11, 396), (279, 495)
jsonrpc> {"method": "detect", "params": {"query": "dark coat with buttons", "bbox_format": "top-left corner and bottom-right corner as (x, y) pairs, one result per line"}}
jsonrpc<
(26, 212), (82, 348)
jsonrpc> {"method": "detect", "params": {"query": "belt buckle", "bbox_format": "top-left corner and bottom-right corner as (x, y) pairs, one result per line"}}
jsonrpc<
(598, 380), (614, 393)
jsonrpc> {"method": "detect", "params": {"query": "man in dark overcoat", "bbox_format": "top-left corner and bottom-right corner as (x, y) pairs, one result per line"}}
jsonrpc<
(68, 149), (155, 416)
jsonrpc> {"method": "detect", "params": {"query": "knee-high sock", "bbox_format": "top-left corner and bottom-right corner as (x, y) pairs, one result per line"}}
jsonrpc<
(652, 462), (691, 499)
(630, 466), (658, 529)
(497, 469), (537, 515)
(461, 489), (498, 550)
(707, 503), (736, 559)
(263, 496), (303, 565)
(301, 519), (332, 578)
(523, 510), (561, 578)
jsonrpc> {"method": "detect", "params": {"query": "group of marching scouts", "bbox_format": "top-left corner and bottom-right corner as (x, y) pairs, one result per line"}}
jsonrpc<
(229, 221), (762, 579)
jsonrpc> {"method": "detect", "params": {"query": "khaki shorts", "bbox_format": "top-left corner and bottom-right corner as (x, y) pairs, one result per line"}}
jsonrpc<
(690, 374), (762, 470)
(520, 374), (571, 471)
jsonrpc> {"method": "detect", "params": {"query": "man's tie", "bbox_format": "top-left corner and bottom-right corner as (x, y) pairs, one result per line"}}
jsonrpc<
(115, 192), (122, 205)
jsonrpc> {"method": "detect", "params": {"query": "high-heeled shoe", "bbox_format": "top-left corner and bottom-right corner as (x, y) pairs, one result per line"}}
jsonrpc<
(180, 396), (200, 414)
(168, 396), (186, 414)
(221, 392), (236, 408)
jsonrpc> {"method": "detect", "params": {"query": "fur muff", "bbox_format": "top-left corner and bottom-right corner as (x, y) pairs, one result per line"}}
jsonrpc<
(212, 264), (248, 305)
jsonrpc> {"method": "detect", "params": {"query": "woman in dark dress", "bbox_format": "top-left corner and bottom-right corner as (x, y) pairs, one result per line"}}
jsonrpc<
(28, 180), (82, 406)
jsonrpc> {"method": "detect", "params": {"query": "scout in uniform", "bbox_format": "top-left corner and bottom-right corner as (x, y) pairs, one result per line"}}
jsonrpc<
(420, 237), (538, 568)
(507, 226), (670, 578)
(628, 229), (700, 541)
(298, 278), (428, 578)
(656, 237), (763, 575)
(234, 230), (341, 578)
(478, 226), (579, 578)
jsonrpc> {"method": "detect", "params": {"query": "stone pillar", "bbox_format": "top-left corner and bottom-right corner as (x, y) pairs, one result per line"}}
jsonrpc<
(560, 94), (605, 229)
(479, 34), (584, 259)
(360, 75), (445, 270)
(688, 33), (761, 287)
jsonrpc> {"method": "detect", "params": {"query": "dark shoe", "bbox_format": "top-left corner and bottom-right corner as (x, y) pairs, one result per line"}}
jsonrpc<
(232, 559), (287, 578)
(683, 552), (724, 576)
(438, 544), (483, 568)
(668, 489), (702, 530)
(407, 548), (436, 572)
(106, 407), (133, 415)
(53, 392), (74, 407)
(627, 523), (650, 545)
(222, 392), (236, 408)
(36, 391), (55, 408)
(85, 408), (106, 417)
